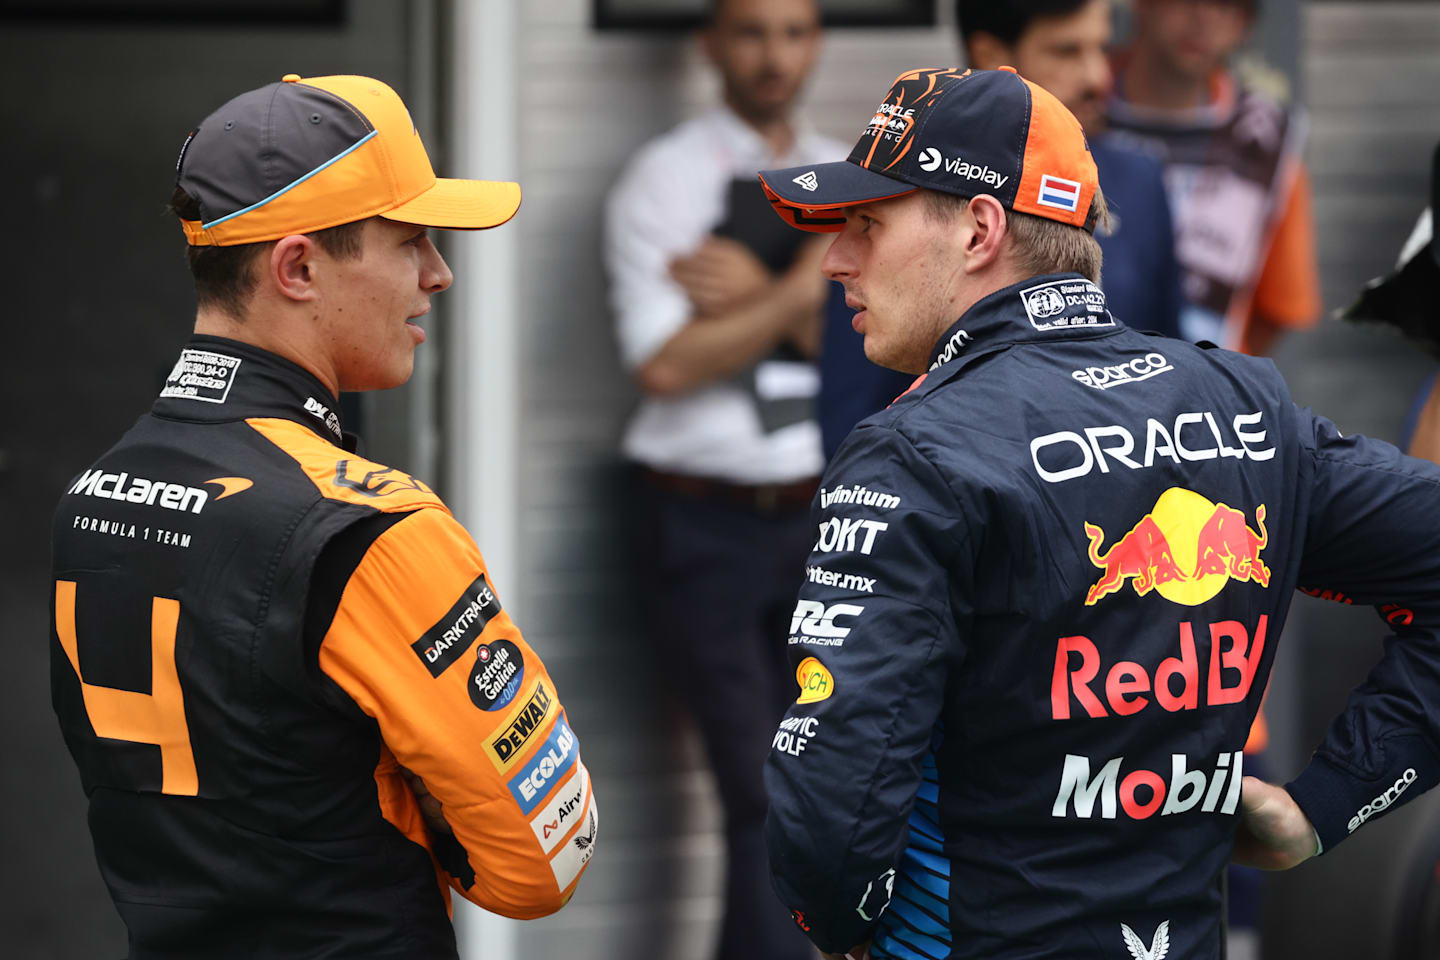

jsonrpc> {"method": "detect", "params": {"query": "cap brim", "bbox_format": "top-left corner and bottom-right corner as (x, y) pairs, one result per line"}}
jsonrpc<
(382, 177), (522, 230)
(759, 161), (916, 233)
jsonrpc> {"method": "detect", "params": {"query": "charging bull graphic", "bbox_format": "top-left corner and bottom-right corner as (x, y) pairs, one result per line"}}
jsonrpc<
(1084, 487), (1269, 606)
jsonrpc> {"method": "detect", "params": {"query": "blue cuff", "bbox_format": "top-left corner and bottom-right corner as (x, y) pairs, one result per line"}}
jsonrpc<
(1286, 738), (1439, 854)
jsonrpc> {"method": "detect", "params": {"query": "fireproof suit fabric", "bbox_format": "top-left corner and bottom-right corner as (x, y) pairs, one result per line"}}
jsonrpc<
(51, 337), (596, 959)
(763, 274), (1440, 960)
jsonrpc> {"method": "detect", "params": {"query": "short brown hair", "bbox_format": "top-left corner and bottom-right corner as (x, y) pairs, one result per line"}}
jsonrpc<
(922, 188), (1109, 284)
(168, 186), (368, 320)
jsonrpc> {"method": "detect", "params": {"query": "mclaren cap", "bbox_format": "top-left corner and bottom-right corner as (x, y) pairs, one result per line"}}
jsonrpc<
(175, 73), (520, 246)
(759, 66), (1100, 233)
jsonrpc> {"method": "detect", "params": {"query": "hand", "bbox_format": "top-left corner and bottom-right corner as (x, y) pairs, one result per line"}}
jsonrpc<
(670, 236), (772, 315)
(1231, 775), (1317, 869)
(398, 765), (453, 836)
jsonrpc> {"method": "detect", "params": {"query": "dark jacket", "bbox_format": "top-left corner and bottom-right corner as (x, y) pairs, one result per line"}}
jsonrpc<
(764, 275), (1440, 959)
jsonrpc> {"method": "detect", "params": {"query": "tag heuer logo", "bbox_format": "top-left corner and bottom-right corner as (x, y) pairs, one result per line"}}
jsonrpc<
(1120, 920), (1170, 960)
(793, 170), (819, 192)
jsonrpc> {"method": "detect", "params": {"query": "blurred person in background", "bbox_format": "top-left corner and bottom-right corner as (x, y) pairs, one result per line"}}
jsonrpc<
(602, 0), (837, 957)
(1109, 0), (1320, 357)
(51, 74), (595, 959)
(957, 0), (1185, 339)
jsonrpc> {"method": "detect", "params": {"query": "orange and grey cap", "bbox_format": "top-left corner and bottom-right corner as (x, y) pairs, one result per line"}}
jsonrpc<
(759, 66), (1100, 234)
(175, 73), (520, 246)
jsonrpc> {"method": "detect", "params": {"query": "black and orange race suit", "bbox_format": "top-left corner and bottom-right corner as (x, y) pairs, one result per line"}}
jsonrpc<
(51, 336), (596, 959)
(763, 275), (1440, 960)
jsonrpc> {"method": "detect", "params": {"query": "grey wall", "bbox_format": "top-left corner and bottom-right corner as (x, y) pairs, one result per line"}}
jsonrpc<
(1262, 3), (1440, 956)
(0, 5), (431, 956)
(505, 4), (958, 956)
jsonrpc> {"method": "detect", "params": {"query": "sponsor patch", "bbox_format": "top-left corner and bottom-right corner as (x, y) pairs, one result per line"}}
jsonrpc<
(772, 715), (820, 757)
(160, 349), (241, 404)
(470, 637), (525, 710)
(547, 801), (597, 891)
(1019, 278), (1113, 332)
(508, 716), (578, 814)
(486, 681), (554, 769)
(793, 170), (819, 192)
(796, 657), (834, 704)
(412, 574), (503, 678)
(530, 765), (590, 855)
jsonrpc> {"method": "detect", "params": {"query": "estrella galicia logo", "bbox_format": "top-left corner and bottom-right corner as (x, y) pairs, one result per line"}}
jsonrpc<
(508, 716), (578, 814)
(470, 638), (525, 711)
(333, 460), (430, 498)
(411, 574), (503, 677)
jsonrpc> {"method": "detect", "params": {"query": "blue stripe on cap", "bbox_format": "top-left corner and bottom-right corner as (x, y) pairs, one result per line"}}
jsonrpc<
(202, 129), (380, 229)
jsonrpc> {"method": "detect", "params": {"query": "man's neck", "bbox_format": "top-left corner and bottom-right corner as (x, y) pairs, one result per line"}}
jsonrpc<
(193, 308), (340, 399)
(723, 92), (796, 157)
(1122, 47), (1210, 111)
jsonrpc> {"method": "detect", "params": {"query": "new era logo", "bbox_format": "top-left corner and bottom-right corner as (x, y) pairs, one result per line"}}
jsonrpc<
(793, 171), (819, 192)
(1037, 174), (1082, 213)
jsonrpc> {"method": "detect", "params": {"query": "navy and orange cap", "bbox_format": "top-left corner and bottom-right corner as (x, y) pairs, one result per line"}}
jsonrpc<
(759, 66), (1101, 234)
(175, 74), (520, 246)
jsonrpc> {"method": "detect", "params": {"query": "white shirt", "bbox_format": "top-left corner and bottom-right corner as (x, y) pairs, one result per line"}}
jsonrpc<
(604, 105), (846, 483)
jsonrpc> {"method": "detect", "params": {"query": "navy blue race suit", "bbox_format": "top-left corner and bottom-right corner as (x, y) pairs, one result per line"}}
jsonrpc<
(764, 274), (1440, 960)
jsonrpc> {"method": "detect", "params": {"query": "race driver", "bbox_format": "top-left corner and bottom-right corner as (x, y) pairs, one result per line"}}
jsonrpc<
(756, 66), (1440, 960)
(50, 74), (595, 959)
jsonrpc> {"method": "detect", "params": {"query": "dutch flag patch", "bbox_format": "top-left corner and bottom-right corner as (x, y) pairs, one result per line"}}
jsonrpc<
(1036, 174), (1082, 213)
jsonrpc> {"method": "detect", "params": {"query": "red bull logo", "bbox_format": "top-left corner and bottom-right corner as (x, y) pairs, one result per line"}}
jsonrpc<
(1083, 487), (1270, 606)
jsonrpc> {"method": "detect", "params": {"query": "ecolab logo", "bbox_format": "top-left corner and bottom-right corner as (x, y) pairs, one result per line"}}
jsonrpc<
(1348, 768), (1418, 833)
(508, 717), (578, 815)
(1072, 353), (1173, 390)
(1053, 750), (1244, 820)
(916, 146), (1010, 190)
(70, 469), (214, 514)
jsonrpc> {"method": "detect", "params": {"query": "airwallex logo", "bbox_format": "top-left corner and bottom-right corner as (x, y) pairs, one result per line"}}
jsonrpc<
(1083, 487), (1269, 607)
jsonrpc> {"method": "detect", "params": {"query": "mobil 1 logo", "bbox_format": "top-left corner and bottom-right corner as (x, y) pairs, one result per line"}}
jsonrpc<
(411, 573), (503, 678)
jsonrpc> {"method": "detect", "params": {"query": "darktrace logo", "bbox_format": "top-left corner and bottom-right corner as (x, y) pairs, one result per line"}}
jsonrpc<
(411, 574), (502, 677)
(334, 461), (430, 498)
(1083, 487), (1269, 606)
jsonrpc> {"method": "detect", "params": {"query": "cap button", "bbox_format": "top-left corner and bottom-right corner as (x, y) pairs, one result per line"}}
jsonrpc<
(282, 74), (302, 83)
(998, 65), (1018, 74)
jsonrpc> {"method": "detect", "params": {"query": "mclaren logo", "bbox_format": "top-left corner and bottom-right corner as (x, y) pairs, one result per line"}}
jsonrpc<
(206, 477), (253, 500)
(334, 461), (429, 498)
(1121, 921), (1170, 960)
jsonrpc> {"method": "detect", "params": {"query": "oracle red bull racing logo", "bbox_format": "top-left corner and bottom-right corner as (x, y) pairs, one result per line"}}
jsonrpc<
(1083, 487), (1270, 606)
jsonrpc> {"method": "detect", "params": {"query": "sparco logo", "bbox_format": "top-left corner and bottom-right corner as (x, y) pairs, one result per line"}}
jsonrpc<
(70, 469), (221, 514)
(1348, 768), (1418, 833)
(1052, 750), (1243, 821)
(411, 574), (502, 677)
(1072, 353), (1174, 390)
